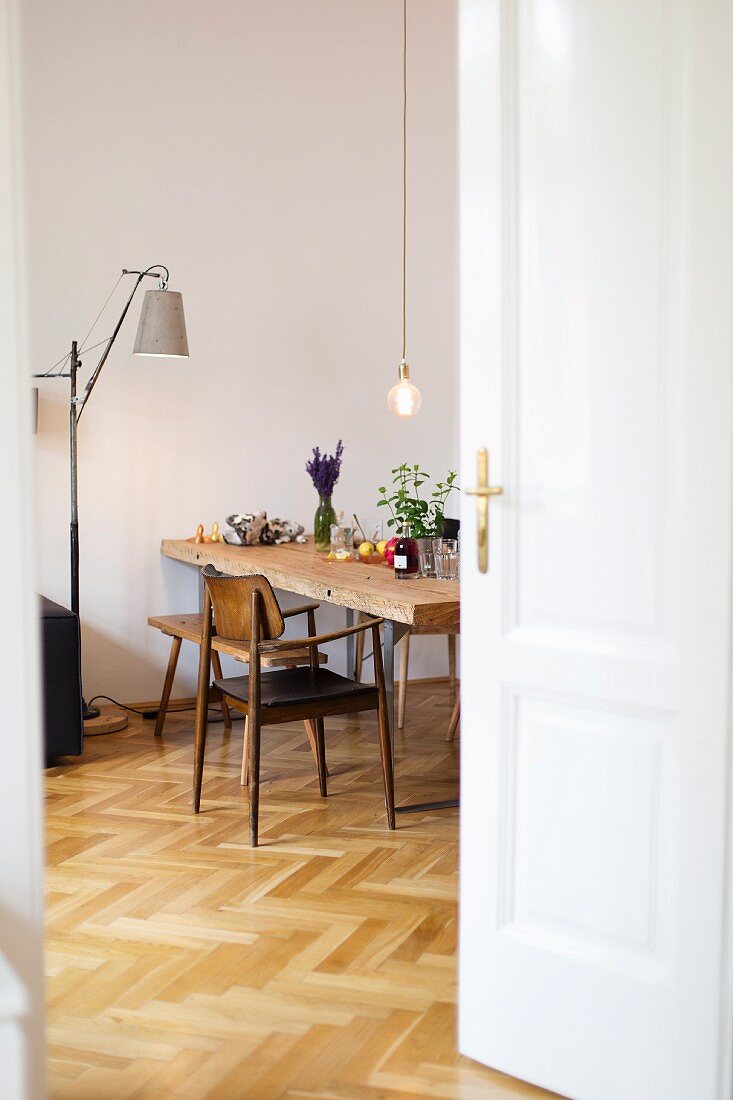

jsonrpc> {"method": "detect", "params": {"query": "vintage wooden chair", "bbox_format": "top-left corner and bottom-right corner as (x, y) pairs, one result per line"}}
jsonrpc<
(193, 565), (395, 846)
(148, 604), (327, 770)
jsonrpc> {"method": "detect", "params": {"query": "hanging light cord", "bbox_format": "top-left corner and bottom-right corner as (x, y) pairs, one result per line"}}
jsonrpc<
(401, 0), (407, 363)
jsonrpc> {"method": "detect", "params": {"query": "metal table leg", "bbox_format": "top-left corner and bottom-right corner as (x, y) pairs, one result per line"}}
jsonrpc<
(383, 617), (459, 816)
(383, 619), (407, 762)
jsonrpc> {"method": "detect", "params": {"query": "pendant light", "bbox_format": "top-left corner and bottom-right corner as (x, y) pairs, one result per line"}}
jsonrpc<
(387, 0), (422, 418)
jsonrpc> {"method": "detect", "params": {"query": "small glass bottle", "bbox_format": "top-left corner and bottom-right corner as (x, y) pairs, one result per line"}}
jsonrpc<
(393, 524), (419, 580)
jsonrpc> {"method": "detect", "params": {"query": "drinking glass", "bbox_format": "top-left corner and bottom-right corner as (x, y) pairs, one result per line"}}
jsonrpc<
(417, 537), (438, 578)
(435, 538), (459, 580)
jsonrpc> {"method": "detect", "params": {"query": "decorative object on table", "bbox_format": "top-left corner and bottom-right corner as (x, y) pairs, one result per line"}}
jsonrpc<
(327, 518), (356, 562)
(224, 512), (307, 546)
(267, 518), (307, 544)
(387, 0), (422, 419)
(33, 264), (188, 733)
(306, 439), (344, 552)
(353, 515), (385, 563)
(352, 514), (383, 546)
(383, 536), (399, 567)
(187, 523), (219, 544)
(435, 537), (459, 580)
(393, 524), (420, 579)
(377, 463), (459, 575)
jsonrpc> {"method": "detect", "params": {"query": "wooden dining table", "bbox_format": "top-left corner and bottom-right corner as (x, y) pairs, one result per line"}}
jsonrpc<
(161, 538), (460, 812)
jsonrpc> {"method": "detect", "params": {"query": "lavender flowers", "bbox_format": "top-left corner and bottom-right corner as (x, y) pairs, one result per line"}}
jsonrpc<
(306, 439), (344, 499)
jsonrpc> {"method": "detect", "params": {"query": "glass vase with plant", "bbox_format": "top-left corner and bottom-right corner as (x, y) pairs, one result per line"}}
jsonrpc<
(306, 439), (344, 552)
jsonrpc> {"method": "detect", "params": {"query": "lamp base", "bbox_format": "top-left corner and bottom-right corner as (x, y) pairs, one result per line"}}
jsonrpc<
(83, 699), (100, 721)
(84, 710), (128, 736)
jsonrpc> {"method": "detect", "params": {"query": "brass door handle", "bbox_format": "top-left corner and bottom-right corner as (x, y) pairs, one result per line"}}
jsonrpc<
(465, 447), (503, 573)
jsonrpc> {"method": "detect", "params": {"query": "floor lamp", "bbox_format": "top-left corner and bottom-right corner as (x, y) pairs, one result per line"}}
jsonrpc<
(34, 265), (189, 733)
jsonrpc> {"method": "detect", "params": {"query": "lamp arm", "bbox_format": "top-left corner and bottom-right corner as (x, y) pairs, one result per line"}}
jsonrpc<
(74, 264), (168, 422)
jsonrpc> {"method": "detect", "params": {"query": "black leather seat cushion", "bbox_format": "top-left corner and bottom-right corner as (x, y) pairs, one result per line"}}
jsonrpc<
(214, 666), (376, 708)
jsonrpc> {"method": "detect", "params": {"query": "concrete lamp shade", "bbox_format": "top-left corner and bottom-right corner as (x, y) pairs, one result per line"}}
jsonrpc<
(133, 289), (189, 357)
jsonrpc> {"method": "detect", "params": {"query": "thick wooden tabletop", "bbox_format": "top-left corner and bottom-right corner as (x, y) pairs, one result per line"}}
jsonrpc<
(161, 539), (460, 630)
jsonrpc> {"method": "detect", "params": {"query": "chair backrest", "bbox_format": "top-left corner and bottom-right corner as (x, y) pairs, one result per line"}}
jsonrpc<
(201, 565), (285, 640)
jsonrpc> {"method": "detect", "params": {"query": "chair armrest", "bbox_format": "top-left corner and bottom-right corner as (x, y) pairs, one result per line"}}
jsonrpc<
(259, 616), (384, 653)
(281, 600), (321, 619)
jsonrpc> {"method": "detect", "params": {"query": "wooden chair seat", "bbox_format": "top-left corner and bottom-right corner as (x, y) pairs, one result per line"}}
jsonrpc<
(215, 667), (377, 711)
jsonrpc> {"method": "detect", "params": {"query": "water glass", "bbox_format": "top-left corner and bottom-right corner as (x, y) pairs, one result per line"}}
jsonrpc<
(435, 538), (459, 580)
(417, 537), (437, 578)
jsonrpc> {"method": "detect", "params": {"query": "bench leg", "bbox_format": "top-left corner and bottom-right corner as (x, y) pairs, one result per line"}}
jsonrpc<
(210, 651), (232, 730)
(354, 613), (366, 681)
(155, 635), (182, 737)
(446, 697), (460, 741)
(448, 634), (457, 699)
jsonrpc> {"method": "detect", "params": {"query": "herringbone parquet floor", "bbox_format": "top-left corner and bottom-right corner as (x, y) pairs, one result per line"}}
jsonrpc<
(45, 681), (556, 1100)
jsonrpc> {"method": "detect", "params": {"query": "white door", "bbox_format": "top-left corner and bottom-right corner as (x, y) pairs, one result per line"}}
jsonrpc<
(459, 2), (733, 1098)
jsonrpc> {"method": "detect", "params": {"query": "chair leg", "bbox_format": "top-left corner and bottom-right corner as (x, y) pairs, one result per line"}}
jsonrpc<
(192, 666), (210, 814)
(248, 713), (261, 847)
(377, 701), (396, 829)
(241, 716), (322, 788)
(314, 718), (328, 797)
(154, 635), (182, 737)
(447, 634), (457, 699)
(240, 716), (249, 786)
(303, 719), (329, 776)
(211, 651), (231, 730)
(446, 697), (460, 742)
(397, 631), (410, 728)
(354, 614), (366, 681)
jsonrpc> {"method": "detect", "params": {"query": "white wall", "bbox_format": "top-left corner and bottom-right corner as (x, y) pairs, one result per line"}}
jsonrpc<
(1, 1), (45, 1094)
(22, 0), (458, 701)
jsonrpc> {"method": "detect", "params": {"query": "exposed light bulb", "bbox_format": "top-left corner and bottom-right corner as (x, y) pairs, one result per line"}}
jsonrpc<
(387, 359), (422, 418)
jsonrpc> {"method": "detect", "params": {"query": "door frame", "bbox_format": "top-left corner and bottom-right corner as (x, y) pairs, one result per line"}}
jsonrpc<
(0, 0), (46, 1096)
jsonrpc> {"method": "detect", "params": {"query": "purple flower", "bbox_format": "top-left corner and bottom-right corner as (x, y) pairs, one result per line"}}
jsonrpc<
(306, 439), (344, 498)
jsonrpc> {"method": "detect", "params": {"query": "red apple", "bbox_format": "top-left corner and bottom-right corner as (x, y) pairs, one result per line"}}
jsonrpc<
(384, 536), (399, 567)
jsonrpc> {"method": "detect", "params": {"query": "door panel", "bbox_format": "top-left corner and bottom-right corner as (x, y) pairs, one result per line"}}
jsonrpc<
(459, 1), (733, 1097)
(516, 0), (674, 639)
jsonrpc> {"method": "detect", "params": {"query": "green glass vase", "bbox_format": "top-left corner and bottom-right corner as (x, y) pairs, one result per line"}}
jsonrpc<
(314, 495), (336, 553)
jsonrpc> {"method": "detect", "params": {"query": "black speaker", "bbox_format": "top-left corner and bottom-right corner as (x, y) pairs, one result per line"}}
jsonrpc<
(40, 596), (83, 759)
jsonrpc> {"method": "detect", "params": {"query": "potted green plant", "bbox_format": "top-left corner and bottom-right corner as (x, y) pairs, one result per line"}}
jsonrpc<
(377, 464), (459, 576)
